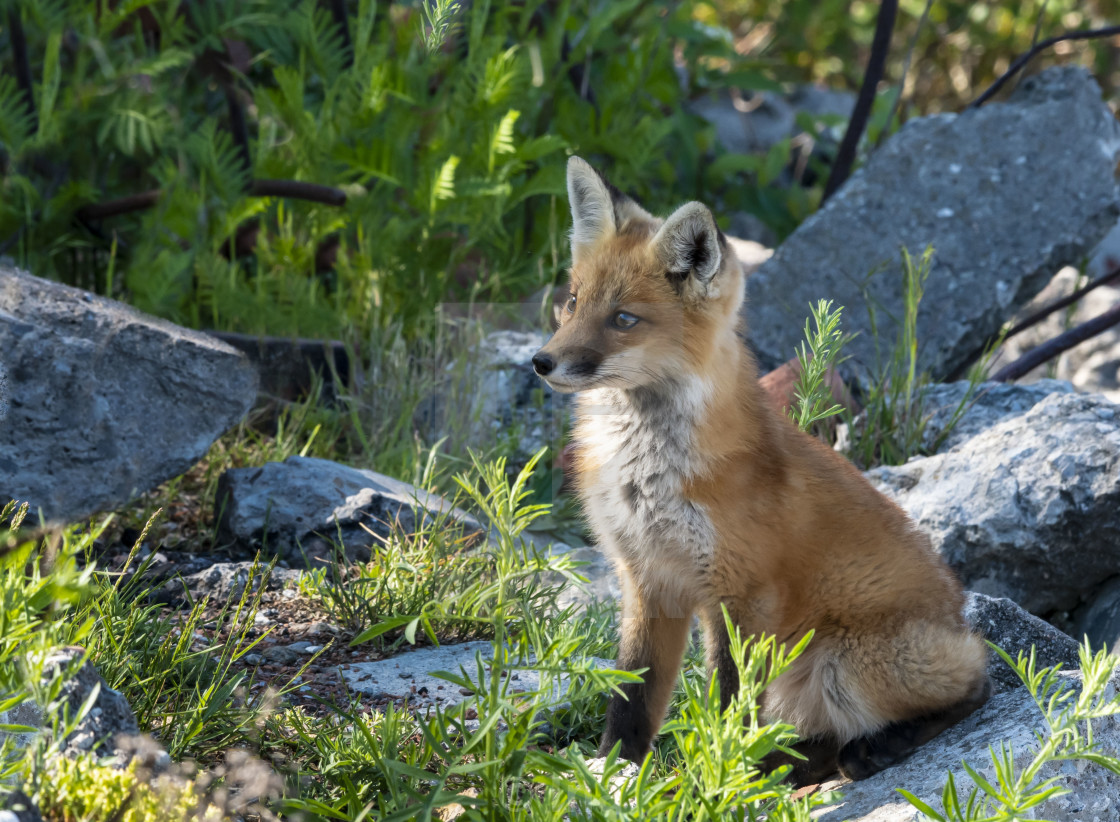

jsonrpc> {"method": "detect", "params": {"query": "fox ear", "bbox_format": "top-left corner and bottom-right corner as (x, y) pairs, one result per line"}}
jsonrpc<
(567, 157), (650, 259)
(653, 202), (723, 294)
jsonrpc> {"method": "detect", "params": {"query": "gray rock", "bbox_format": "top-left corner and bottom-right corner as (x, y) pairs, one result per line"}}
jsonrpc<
(1072, 576), (1120, 654)
(0, 267), (257, 523)
(745, 67), (1120, 380)
(167, 561), (303, 604)
(0, 360), (9, 425)
(548, 543), (622, 611)
(918, 379), (1074, 453)
(815, 670), (1120, 821)
(40, 648), (152, 768)
(689, 84), (854, 156)
(216, 456), (482, 564)
(262, 645), (301, 666)
(868, 391), (1120, 614)
(965, 592), (1081, 694)
(472, 330), (563, 463)
(417, 329), (568, 467)
(0, 698), (42, 754)
(0, 792), (42, 822)
(340, 641), (610, 714)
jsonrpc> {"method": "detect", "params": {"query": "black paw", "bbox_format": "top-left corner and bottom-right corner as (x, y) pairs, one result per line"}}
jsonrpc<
(597, 735), (650, 763)
(837, 724), (920, 781)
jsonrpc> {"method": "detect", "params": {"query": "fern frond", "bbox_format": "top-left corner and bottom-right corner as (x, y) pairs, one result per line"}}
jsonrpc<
(429, 155), (460, 216)
(0, 76), (34, 156)
(488, 109), (520, 172)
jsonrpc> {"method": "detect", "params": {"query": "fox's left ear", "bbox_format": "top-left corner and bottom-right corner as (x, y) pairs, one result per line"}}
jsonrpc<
(567, 156), (651, 261)
(653, 202), (723, 297)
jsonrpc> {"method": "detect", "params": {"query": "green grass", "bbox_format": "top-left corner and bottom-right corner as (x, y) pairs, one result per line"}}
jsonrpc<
(5, 449), (1120, 821)
(789, 246), (1000, 468)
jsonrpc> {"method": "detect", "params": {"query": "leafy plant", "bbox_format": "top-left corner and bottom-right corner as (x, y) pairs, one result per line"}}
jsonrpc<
(34, 754), (224, 822)
(788, 299), (848, 433)
(70, 542), (297, 762)
(339, 449), (583, 648)
(0, 0), (781, 340)
(841, 245), (993, 468)
(902, 641), (1120, 821)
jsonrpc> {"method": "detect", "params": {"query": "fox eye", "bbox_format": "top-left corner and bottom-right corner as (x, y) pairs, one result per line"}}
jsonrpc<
(566, 294), (577, 313)
(611, 311), (640, 330)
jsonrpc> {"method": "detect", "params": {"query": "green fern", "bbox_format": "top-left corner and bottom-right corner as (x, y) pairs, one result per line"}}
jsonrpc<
(0, 76), (34, 156)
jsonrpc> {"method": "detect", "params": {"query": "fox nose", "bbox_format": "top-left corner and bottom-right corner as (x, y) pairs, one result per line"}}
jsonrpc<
(532, 352), (555, 376)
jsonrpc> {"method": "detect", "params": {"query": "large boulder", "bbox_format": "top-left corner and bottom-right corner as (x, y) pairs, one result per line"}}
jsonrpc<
(815, 669), (1120, 821)
(965, 592), (1081, 694)
(0, 268), (257, 523)
(415, 329), (568, 468)
(216, 456), (482, 564)
(917, 378), (1073, 453)
(745, 66), (1120, 379)
(1072, 576), (1120, 655)
(868, 390), (1120, 615)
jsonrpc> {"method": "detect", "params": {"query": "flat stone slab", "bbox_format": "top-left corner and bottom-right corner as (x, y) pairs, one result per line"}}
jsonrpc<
(745, 66), (1120, 380)
(339, 641), (610, 715)
(814, 671), (1120, 821)
(216, 455), (482, 564)
(0, 267), (257, 522)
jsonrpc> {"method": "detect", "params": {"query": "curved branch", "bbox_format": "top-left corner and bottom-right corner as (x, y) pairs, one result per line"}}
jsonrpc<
(7, 8), (37, 130)
(823, 0), (899, 201)
(969, 24), (1120, 109)
(249, 179), (347, 206)
(78, 190), (162, 221)
(78, 179), (347, 223)
(991, 302), (1120, 382)
(947, 266), (1120, 380)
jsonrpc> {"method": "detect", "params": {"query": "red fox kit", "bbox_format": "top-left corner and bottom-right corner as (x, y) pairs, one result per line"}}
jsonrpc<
(532, 157), (990, 784)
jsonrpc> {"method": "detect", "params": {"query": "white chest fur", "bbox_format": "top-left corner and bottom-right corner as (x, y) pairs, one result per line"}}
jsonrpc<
(577, 381), (717, 591)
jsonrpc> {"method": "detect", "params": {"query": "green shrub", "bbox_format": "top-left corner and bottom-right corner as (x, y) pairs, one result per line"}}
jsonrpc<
(0, 0), (784, 339)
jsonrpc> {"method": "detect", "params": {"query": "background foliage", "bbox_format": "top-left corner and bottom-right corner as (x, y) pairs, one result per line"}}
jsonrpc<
(2, 0), (1115, 341)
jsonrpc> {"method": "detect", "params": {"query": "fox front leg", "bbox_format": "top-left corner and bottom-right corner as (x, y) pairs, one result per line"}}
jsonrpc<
(599, 576), (692, 761)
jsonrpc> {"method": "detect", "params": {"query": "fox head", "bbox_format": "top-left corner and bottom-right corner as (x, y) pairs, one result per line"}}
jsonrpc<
(532, 156), (744, 393)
